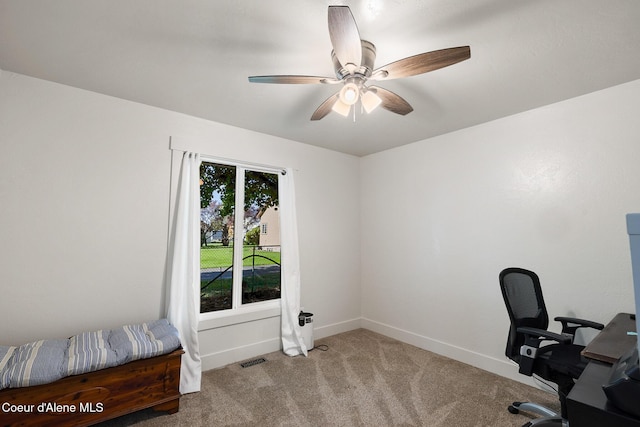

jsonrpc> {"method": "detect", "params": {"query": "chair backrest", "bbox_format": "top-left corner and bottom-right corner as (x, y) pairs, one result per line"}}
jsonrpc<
(499, 267), (550, 361)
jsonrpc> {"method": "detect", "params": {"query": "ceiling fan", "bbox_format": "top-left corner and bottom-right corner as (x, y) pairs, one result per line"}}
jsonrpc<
(248, 5), (470, 120)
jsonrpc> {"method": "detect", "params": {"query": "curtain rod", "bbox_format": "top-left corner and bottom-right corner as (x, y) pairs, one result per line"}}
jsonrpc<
(199, 154), (286, 176)
(170, 137), (287, 175)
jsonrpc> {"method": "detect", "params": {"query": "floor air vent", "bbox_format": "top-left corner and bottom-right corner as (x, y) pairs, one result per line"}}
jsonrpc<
(240, 357), (266, 368)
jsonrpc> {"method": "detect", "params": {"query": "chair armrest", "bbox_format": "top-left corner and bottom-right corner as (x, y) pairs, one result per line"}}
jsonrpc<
(516, 326), (572, 376)
(554, 316), (604, 339)
(517, 326), (572, 345)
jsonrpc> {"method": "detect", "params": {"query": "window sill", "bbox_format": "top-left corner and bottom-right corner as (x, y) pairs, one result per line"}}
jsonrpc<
(198, 299), (281, 331)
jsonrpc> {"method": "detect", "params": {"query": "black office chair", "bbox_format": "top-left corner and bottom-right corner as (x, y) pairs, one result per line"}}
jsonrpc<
(499, 267), (604, 426)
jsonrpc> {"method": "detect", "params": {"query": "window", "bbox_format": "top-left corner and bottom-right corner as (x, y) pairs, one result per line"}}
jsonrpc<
(199, 161), (281, 313)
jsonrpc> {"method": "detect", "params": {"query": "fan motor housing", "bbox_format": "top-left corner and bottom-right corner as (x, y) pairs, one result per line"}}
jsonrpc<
(332, 40), (376, 80)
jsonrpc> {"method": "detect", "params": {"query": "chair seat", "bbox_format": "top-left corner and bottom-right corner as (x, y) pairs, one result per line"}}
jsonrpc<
(535, 343), (588, 380)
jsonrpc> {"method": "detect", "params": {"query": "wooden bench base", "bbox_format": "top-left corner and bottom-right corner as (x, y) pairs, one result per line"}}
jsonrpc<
(0, 349), (184, 426)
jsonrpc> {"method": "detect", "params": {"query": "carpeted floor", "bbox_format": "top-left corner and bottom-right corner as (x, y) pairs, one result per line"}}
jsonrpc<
(98, 329), (560, 426)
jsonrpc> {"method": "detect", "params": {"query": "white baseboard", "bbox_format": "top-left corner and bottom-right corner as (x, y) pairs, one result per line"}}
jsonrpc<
(201, 337), (282, 372)
(200, 317), (362, 372)
(314, 317), (362, 340)
(360, 317), (538, 388)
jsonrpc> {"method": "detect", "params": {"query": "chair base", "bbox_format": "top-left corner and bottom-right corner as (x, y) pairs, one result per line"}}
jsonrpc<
(509, 401), (568, 427)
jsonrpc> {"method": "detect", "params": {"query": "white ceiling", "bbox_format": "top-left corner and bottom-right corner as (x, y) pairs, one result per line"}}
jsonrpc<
(2, 0), (640, 156)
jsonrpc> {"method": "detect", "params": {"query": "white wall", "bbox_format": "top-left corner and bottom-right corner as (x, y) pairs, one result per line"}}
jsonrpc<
(3, 68), (640, 383)
(360, 79), (640, 383)
(0, 71), (361, 369)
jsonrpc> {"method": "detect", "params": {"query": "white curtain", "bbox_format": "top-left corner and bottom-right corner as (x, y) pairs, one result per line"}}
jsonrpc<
(166, 151), (202, 393)
(279, 168), (307, 356)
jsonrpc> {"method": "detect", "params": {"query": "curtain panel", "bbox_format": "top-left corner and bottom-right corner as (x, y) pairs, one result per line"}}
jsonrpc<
(166, 151), (202, 394)
(279, 167), (307, 356)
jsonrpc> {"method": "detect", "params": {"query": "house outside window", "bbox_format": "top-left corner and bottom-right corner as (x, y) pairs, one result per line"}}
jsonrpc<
(199, 161), (281, 314)
(259, 207), (281, 252)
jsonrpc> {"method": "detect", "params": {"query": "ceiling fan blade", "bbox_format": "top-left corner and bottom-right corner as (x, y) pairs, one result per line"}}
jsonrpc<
(328, 6), (362, 71)
(248, 75), (340, 84)
(371, 46), (470, 81)
(310, 93), (340, 121)
(369, 86), (413, 115)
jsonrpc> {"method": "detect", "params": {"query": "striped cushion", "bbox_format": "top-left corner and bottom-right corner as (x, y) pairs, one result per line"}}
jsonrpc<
(0, 319), (180, 391)
(67, 330), (117, 376)
(0, 346), (17, 389)
(5, 340), (68, 388)
(109, 319), (181, 365)
(146, 319), (182, 350)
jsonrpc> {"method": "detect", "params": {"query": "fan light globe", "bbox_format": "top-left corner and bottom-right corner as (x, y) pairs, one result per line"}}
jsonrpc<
(339, 83), (359, 105)
(361, 90), (382, 113)
(331, 99), (351, 117)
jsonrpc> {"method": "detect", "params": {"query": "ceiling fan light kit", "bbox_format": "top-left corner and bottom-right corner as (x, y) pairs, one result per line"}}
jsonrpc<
(248, 5), (470, 121)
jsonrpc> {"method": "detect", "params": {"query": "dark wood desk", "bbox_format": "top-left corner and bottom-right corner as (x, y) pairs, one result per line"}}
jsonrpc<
(582, 312), (637, 363)
(567, 313), (640, 427)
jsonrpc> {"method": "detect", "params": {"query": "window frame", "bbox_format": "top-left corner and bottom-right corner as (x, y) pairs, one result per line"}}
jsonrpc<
(198, 156), (283, 328)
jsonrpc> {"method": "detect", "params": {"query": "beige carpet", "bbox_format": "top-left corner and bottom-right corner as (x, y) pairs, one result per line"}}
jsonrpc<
(98, 329), (560, 426)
